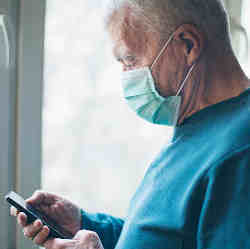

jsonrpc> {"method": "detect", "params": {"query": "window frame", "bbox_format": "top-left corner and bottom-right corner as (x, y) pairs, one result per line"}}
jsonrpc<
(0, 0), (46, 249)
(16, 0), (46, 248)
(0, 3), (17, 249)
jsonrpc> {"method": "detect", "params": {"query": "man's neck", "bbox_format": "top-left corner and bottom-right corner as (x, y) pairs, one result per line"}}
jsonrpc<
(179, 52), (250, 124)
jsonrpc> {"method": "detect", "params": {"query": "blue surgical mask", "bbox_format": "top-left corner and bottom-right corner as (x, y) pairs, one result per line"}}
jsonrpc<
(121, 32), (196, 126)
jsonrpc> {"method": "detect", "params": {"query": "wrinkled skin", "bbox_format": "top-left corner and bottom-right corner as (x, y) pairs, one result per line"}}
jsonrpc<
(43, 230), (104, 249)
(12, 191), (81, 236)
(10, 191), (104, 249)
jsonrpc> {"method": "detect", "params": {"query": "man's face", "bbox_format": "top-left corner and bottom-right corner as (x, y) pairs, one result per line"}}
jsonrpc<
(108, 12), (183, 97)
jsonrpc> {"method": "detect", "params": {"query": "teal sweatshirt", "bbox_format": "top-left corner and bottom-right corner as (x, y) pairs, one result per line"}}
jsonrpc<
(81, 89), (250, 249)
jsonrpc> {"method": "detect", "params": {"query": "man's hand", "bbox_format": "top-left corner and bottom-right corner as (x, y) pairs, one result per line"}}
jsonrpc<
(10, 190), (81, 243)
(44, 230), (104, 249)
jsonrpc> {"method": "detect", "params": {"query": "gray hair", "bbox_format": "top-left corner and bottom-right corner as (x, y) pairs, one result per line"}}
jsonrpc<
(106, 0), (232, 53)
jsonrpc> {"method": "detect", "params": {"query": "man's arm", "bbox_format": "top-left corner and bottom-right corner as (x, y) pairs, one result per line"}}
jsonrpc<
(81, 210), (124, 249)
(197, 146), (250, 249)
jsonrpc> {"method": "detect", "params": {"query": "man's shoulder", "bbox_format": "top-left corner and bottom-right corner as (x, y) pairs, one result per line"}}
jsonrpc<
(199, 88), (250, 159)
(205, 144), (250, 183)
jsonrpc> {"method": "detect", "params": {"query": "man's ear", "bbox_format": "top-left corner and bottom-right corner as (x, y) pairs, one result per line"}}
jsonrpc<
(174, 24), (205, 66)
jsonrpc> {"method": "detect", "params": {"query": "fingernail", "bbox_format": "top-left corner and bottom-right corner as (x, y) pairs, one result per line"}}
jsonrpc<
(20, 212), (26, 220)
(35, 220), (42, 227)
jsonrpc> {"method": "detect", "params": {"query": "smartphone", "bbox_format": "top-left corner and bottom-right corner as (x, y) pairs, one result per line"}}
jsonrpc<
(5, 191), (73, 239)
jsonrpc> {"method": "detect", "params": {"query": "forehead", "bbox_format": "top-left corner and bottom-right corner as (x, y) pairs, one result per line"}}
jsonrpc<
(107, 5), (152, 59)
(110, 25), (149, 60)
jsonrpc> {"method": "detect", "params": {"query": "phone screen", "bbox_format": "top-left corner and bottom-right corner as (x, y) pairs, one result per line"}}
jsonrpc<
(5, 191), (73, 239)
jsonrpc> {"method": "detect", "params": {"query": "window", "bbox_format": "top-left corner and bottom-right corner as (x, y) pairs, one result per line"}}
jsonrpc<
(42, 0), (170, 218)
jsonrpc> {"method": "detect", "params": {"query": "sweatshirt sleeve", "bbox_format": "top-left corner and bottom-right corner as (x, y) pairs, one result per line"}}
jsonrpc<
(80, 209), (124, 249)
(197, 147), (250, 249)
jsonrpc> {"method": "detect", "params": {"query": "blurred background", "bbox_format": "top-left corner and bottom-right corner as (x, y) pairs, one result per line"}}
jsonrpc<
(0, 1), (249, 249)
(42, 0), (171, 218)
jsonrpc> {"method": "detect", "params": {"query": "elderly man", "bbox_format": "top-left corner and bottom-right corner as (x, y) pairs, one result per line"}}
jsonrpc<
(12, 0), (250, 248)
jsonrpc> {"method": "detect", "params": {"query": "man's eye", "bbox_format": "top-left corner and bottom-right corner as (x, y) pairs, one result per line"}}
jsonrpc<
(124, 55), (136, 64)
(124, 56), (136, 67)
(125, 55), (135, 61)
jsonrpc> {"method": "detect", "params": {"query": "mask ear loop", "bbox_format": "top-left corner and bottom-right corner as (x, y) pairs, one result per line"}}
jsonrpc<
(151, 33), (175, 70)
(176, 63), (196, 96)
